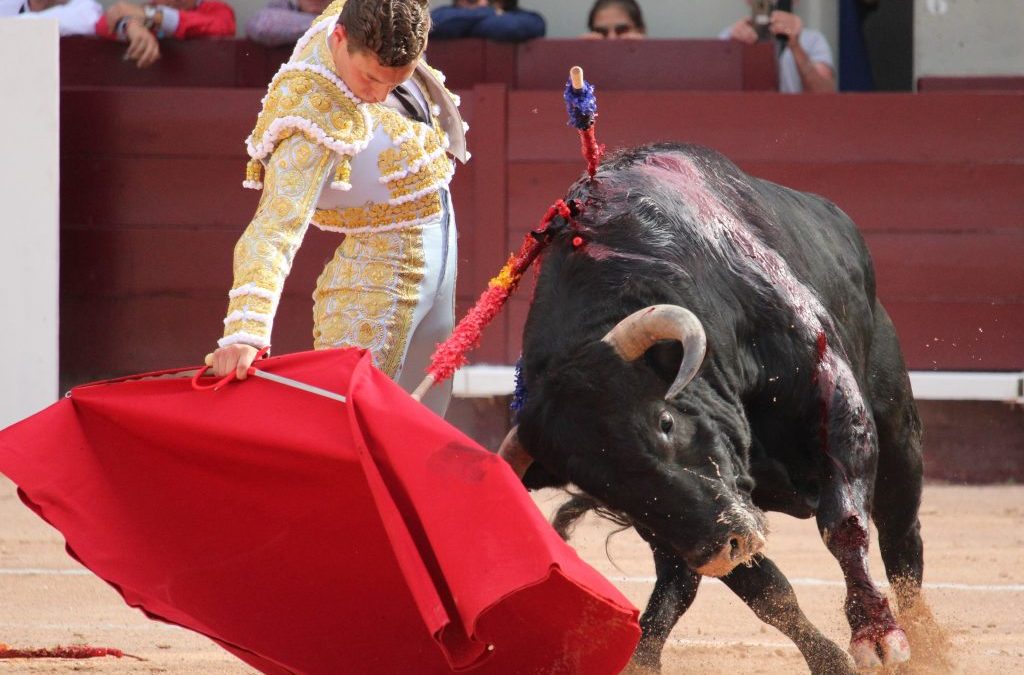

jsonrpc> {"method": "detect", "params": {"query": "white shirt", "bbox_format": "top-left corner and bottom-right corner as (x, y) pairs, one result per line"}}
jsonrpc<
(0, 0), (101, 36)
(718, 26), (834, 94)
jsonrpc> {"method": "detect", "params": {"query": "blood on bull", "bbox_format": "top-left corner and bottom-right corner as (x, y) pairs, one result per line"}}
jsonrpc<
(498, 142), (927, 674)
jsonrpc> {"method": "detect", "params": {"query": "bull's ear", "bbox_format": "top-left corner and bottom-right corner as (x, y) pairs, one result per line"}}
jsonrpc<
(644, 339), (709, 394)
(644, 340), (685, 388)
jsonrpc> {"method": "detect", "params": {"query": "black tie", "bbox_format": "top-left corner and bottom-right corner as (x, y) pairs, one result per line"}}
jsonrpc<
(392, 84), (431, 125)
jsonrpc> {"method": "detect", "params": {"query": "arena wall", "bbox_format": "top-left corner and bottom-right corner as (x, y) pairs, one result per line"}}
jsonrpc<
(53, 38), (1024, 480)
(0, 21), (60, 429)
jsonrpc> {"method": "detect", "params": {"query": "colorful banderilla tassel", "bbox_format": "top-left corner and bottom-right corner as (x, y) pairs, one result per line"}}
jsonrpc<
(413, 200), (573, 397)
(564, 66), (605, 177)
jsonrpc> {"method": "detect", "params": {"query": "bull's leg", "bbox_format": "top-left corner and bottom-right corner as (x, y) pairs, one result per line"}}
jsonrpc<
(630, 544), (701, 672)
(721, 556), (855, 675)
(812, 321), (913, 669)
(865, 304), (925, 612)
(864, 308), (954, 671)
(815, 407), (911, 670)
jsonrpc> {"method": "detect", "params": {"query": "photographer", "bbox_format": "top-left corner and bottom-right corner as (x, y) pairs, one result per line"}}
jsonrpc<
(721, 0), (835, 93)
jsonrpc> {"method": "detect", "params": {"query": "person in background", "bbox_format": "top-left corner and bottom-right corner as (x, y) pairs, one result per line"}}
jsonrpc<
(1, 0), (101, 35)
(246, 0), (331, 47)
(720, 0), (835, 93)
(94, 0), (236, 68)
(581, 0), (645, 40)
(430, 0), (544, 42)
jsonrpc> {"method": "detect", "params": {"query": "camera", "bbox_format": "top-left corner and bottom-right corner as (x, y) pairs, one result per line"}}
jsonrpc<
(750, 0), (793, 42)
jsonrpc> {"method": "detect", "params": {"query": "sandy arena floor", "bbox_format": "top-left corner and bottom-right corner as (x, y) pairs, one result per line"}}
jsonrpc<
(1, 477), (1021, 674)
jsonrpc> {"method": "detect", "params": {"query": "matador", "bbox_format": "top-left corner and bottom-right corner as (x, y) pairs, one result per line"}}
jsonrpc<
(212, 0), (468, 416)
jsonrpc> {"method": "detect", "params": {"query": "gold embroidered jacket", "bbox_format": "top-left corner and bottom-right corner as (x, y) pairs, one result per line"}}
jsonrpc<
(220, 2), (466, 349)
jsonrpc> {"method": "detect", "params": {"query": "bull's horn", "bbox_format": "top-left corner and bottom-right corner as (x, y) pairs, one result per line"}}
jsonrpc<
(602, 304), (707, 400)
(497, 426), (533, 479)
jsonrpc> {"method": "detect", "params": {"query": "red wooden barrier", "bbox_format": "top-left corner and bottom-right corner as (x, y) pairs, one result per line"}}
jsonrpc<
(58, 83), (1023, 383)
(514, 40), (777, 91)
(502, 92), (1024, 370)
(918, 76), (1024, 92)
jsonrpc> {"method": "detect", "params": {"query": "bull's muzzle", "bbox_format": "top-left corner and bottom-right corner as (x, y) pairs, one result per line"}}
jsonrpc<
(694, 530), (767, 578)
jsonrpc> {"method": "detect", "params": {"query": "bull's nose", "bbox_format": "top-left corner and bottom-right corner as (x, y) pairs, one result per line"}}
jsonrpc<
(695, 531), (766, 578)
(728, 531), (766, 561)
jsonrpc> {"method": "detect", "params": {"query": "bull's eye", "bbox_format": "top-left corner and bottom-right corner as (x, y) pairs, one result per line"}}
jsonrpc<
(658, 411), (674, 434)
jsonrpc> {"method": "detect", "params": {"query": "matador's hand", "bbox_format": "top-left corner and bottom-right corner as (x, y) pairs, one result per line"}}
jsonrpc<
(207, 344), (259, 381)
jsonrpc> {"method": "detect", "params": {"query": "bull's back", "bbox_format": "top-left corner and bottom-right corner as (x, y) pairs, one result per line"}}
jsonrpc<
(603, 143), (878, 350)
(527, 143), (881, 380)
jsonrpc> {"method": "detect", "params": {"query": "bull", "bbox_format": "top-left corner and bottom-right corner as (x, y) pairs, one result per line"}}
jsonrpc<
(500, 143), (926, 673)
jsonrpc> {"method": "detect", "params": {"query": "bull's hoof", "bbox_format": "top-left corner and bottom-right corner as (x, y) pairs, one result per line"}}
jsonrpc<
(849, 627), (910, 669)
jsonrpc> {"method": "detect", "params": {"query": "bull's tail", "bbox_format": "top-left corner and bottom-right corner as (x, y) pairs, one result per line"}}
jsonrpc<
(552, 492), (632, 541)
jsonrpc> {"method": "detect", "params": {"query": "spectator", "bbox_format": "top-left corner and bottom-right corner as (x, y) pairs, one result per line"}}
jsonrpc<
(94, 0), (236, 69)
(720, 1), (835, 93)
(582, 0), (645, 40)
(430, 0), (545, 42)
(1, 0), (101, 36)
(246, 0), (330, 48)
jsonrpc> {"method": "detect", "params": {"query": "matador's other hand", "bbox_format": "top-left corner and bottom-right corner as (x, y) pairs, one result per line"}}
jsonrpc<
(208, 344), (259, 381)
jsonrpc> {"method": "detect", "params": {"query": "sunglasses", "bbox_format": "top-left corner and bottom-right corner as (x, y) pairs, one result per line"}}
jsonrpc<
(592, 23), (636, 37)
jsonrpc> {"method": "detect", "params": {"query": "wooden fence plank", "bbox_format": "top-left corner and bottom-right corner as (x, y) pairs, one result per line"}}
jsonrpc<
(508, 92), (1024, 164)
(507, 162), (1024, 238)
(61, 88), (262, 157)
(515, 40), (775, 91)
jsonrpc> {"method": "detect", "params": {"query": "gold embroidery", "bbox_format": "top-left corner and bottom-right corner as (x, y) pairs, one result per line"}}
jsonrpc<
(332, 155), (351, 185)
(368, 104), (455, 204)
(375, 108), (414, 142)
(315, 0), (346, 22)
(312, 191), (442, 231)
(312, 227), (425, 377)
(247, 69), (369, 171)
(377, 147), (403, 177)
(330, 111), (355, 133)
(245, 158), (263, 185)
(224, 135), (333, 344)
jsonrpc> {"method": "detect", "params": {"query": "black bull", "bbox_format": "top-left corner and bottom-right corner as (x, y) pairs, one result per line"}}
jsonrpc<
(503, 143), (925, 673)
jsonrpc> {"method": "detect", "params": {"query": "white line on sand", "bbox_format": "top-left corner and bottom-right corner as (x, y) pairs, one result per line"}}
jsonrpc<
(0, 568), (89, 575)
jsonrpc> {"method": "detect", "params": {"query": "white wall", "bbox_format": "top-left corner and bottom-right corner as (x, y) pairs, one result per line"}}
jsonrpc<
(0, 20), (60, 428)
(915, 0), (1024, 78)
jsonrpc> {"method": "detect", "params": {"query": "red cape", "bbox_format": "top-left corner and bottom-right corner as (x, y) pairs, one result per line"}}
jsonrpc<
(0, 349), (639, 674)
